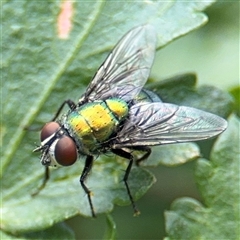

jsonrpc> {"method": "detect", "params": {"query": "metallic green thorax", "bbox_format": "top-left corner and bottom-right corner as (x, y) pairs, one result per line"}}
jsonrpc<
(64, 98), (128, 154)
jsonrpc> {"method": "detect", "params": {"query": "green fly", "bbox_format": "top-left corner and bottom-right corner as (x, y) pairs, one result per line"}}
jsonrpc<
(34, 25), (227, 217)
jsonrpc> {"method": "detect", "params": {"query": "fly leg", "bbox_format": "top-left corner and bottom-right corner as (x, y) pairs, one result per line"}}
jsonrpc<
(32, 166), (49, 196)
(80, 155), (96, 217)
(25, 100), (76, 130)
(134, 146), (151, 166)
(112, 149), (140, 216)
(51, 99), (77, 121)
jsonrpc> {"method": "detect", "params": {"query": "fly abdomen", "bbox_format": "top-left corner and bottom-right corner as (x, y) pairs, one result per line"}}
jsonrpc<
(66, 100), (128, 153)
(105, 98), (129, 121)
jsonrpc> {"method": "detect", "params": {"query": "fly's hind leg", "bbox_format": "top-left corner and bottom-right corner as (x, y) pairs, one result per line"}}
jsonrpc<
(80, 155), (96, 217)
(112, 149), (140, 216)
(134, 146), (151, 166)
(32, 166), (49, 196)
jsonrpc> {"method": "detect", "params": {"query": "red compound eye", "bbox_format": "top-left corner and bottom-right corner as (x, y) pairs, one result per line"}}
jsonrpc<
(41, 122), (60, 141)
(54, 136), (77, 166)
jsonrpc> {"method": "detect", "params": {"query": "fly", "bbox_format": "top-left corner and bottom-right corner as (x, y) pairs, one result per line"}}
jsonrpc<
(33, 25), (227, 217)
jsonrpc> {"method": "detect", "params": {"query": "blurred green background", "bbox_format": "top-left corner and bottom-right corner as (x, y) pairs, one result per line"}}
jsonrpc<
(65, 2), (238, 239)
(152, 1), (238, 91)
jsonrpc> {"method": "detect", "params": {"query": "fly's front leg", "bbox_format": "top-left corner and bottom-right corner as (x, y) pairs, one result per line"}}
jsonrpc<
(32, 166), (49, 196)
(80, 155), (96, 217)
(112, 149), (140, 216)
(51, 99), (77, 121)
(25, 100), (76, 130)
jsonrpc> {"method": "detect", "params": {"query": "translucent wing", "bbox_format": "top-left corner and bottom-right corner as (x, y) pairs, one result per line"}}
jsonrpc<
(113, 102), (228, 147)
(79, 25), (157, 103)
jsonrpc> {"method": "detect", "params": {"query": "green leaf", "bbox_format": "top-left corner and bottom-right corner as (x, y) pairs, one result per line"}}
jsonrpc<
(103, 214), (117, 240)
(0, 223), (75, 240)
(141, 143), (200, 167)
(1, 157), (156, 232)
(148, 73), (233, 118)
(2, 0), (216, 236)
(165, 115), (240, 239)
(230, 85), (240, 117)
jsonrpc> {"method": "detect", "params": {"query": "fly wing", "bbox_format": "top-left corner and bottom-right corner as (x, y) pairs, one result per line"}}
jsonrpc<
(113, 102), (228, 147)
(79, 25), (157, 103)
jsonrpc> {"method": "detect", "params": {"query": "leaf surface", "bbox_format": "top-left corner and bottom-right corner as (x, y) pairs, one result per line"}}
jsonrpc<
(2, 0), (217, 235)
(165, 115), (240, 239)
